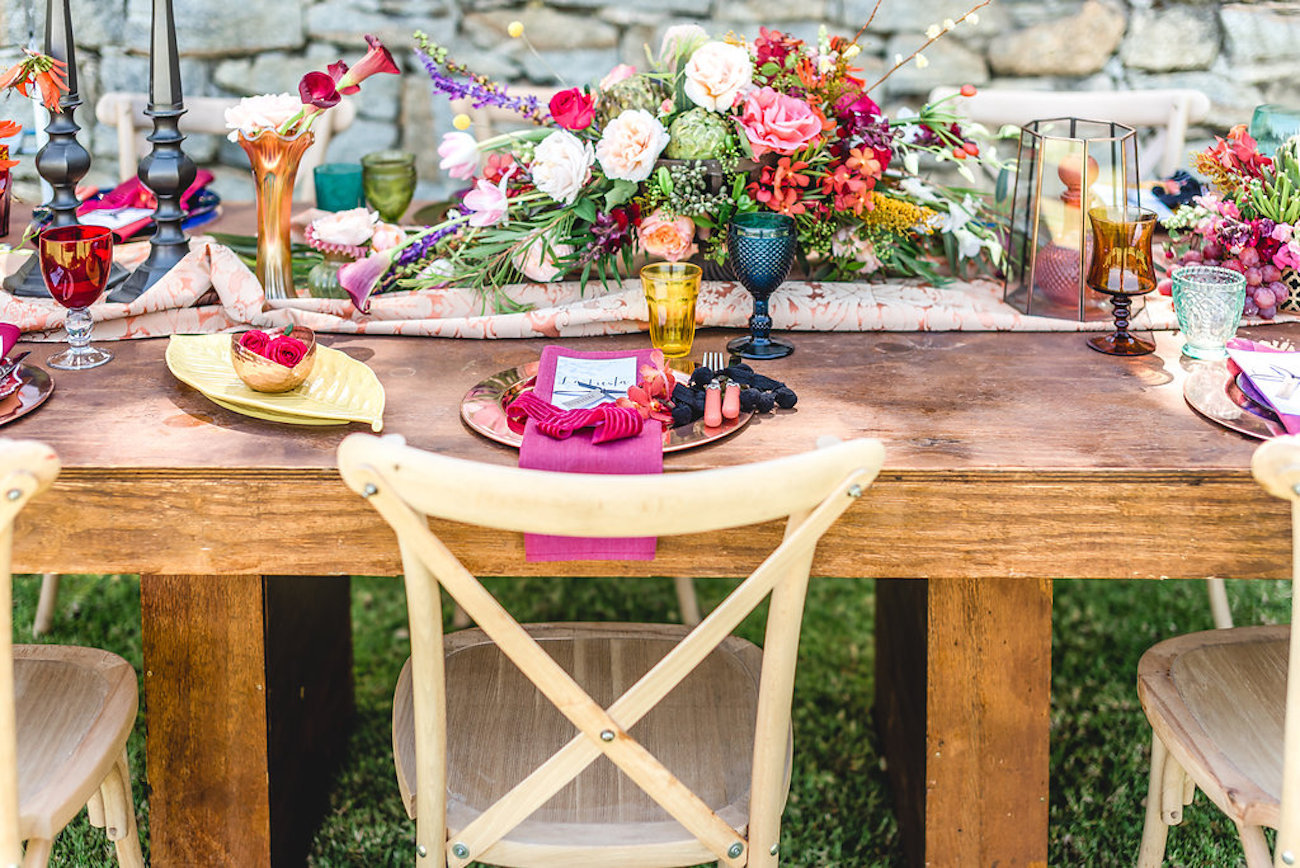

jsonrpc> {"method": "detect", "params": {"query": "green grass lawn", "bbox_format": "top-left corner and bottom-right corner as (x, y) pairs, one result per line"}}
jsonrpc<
(8, 573), (1291, 866)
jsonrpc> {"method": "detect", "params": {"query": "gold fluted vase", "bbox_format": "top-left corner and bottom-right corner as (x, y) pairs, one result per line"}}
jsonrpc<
(238, 129), (314, 301)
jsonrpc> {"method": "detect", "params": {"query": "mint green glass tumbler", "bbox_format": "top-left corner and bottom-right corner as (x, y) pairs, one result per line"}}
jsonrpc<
(313, 163), (365, 212)
(1172, 265), (1247, 360)
(361, 150), (416, 223)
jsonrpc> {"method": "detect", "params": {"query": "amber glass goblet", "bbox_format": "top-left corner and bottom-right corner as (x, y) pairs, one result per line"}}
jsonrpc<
(1085, 207), (1157, 356)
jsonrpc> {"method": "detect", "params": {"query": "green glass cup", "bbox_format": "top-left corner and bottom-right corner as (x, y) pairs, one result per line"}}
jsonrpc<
(313, 163), (365, 212)
(361, 150), (417, 223)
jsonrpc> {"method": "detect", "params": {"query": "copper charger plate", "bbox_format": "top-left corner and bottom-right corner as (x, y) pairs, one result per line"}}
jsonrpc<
(1183, 361), (1284, 439)
(461, 360), (752, 451)
(0, 365), (55, 427)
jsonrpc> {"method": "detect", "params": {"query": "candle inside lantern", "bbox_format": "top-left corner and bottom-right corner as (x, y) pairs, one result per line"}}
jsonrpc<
(149, 0), (183, 109)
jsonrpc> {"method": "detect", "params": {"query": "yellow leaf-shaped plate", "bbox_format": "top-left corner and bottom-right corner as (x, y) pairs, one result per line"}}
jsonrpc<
(166, 333), (385, 431)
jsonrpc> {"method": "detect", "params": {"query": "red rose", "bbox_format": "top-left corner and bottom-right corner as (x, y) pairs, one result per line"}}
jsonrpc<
(238, 330), (270, 354)
(549, 88), (595, 132)
(266, 334), (308, 368)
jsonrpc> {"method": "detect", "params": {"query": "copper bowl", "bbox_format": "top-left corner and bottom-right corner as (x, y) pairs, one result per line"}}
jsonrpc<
(230, 328), (317, 393)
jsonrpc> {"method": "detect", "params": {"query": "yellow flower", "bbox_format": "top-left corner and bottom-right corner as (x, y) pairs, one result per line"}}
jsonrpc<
(843, 43), (861, 59)
(861, 193), (941, 235)
(507, 20), (524, 38)
(453, 113), (472, 130)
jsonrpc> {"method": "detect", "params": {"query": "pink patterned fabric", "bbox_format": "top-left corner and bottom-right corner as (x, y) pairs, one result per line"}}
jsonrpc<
(520, 346), (660, 562)
(4, 237), (1287, 341)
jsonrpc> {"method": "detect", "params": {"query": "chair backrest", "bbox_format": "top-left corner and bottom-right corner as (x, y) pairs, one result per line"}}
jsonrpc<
(0, 440), (61, 866)
(927, 87), (1211, 178)
(337, 433), (885, 867)
(94, 92), (359, 203)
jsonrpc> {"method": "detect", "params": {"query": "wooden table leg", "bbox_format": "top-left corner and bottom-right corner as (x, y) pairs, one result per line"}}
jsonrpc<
(876, 577), (1051, 868)
(141, 574), (354, 867)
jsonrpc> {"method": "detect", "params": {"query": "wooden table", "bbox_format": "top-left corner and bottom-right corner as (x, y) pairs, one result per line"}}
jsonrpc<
(2, 322), (1290, 867)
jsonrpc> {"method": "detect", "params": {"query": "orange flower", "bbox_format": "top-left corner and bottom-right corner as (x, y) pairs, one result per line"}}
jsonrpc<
(0, 49), (69, 113)
(0, 120), (20, 171)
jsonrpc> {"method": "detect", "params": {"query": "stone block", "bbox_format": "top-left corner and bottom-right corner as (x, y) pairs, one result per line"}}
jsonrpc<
(842, 0), (1004, 38)
(880, 33), (989, 98)
(401, 75), (440, 189)
(1222, 3), (1300, 67)
(321, 117), (399, 165)
(552, 0), (709, 12)
(717, 0), (829, 22)
(4, 0), (125, 51)
(988, 1), (1126, 77)
(521, 49), (622, 87)
(1121, 7), (1218, 72)
(306, 2), (442, 51)
(464, 8), (618, 52)
(125, 0), (305, 56)
(1131, 69), (1265, 131)
(98, 48), (212, 99)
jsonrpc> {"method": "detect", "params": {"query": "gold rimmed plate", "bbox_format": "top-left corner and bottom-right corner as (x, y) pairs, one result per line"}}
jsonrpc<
(0, 365), (54, 428)
(461, 360), (752, 452)
(166, 333), (385, 431)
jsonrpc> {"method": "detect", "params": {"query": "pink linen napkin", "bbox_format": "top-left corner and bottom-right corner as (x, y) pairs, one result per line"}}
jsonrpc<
(520, 346), (661, 561)
(78, 171), (215, 241)
(1226, 337), (1300, 433)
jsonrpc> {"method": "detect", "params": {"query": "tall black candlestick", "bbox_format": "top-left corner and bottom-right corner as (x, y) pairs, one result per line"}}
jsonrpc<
(3, 0), (96, 298)
(112, 0), (196, 302)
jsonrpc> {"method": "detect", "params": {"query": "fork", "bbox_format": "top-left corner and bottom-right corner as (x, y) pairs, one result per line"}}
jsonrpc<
(702, 350), (725, 380)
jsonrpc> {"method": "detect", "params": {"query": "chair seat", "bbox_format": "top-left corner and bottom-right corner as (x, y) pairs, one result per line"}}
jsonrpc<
(1137, 624), (1289, 829)
(393, 622), (786, 868)
(13, 644), (139, 840)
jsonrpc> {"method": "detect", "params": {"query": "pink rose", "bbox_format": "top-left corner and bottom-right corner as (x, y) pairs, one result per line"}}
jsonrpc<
(512, 231), (573, 282)
(599, 64), (636, 91)
(549, 88), (596, 131)
(638, 209), (697, 262)
(739, 87), (823, 158)
(370, 222), (405, 251)
(238, 329), (270, 354)
(266, 334), (309, 368)
(596, 109), (669, 182)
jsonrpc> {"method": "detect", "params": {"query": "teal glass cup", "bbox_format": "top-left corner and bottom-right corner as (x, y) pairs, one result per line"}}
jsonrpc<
(313, 163), (365, 212)
(1172, 265), (1247, 360)
(361, 150), (417, 223)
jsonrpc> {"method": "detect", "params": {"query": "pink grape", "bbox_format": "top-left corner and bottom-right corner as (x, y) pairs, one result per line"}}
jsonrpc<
(1156, 278), (1173, 296)
(1263, 265), (1283, 283)
(1244, 297), (1260, 317)
(1246, 266), (1263, 286)
(1182, 249), (1202, 263)
(1203, 242), (1224, 259)
(1223, 258), (1245, 273)
(1240, 246), (1261, 267)
(1260, 305), (1278, 319)
(1254, 287), (1277, 307)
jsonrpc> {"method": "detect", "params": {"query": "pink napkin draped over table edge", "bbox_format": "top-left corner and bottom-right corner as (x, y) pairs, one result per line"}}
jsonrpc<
(519, 345), (661, 562)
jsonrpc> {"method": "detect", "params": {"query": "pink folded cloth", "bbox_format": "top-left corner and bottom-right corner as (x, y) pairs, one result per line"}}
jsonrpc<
(506, 391), (644, 443)
(78, 171), (215, 241)
(520, 346), (661, 562)
(1226, 337), (1300, 433)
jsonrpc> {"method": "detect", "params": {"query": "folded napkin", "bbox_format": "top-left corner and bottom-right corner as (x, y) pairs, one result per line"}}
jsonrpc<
(1226, 337), (1300, 433)
(79, 171), (215, 241)
(520, 346), (661, 562)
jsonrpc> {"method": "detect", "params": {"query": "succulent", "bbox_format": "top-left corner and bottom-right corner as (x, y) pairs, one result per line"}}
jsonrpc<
(664, 108), (731, 160)
(596, 74), (668, 126)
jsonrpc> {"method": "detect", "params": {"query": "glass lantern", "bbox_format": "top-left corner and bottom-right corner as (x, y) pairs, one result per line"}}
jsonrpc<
(1004, 118), (1141, 321)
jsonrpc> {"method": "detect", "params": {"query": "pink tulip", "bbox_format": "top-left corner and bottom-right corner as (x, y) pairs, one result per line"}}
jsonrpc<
(338, 248), (395, 314)
(336, 35), (400, 94)
(438, 131), (479, 180)
(462, 176), (511, 228)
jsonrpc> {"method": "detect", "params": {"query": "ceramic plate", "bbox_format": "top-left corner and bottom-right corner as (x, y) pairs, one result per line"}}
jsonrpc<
(0, 365), (54, 427)
(460, 360), (752, 452)
(1183, 362), (1283, 439)
(166, 333), (385, 431)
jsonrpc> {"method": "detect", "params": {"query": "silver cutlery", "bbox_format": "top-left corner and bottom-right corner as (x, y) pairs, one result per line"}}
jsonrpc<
(0, 352), (32, 381)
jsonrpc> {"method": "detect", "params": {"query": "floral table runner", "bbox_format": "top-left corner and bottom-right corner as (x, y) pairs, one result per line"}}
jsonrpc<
(0, 237), (1285, 341)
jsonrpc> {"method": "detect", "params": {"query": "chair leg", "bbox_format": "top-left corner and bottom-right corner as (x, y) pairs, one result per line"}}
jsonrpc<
(31, 573), (59, 636)
(99, 749), (144, 868)
(86, 787), (106, 828)
(1137, 732), (1172, 868)
(1236, 820), (1272, 868)
(1206, 577), (1233, 629)
(674, 576), (701, 626)
(19, 837), (52, 868)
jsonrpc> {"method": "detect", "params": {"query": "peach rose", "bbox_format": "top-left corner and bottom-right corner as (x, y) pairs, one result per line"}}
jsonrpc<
(683, 41), (751, 112)
(638, 209), (697, 262)
(738, 86), (822, 157)
(224, 93), (302, 141)
(596, 109), (670, 183)
(370, 222), (405, 251)
(512, 230), (574, 282)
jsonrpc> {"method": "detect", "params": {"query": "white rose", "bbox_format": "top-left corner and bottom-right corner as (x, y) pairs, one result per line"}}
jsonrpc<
(310, 207), (378, 247)
(595, 110), (670, 183)
(224, 93), (302, 141)
(530, 130), (595, 205)
(659, 24), (709, 66)
(683, 42), (752, 112)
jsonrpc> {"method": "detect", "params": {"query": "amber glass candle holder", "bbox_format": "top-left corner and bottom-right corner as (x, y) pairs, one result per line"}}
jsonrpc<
(1085, 206), (1157, 356)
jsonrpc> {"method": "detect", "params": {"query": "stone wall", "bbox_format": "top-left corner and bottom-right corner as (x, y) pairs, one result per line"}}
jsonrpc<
(1, 0), (1298, 203)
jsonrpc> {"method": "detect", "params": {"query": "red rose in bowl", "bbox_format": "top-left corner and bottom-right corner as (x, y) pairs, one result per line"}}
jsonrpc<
(267, 334), (309, 368)
(230, 327), (317, 393)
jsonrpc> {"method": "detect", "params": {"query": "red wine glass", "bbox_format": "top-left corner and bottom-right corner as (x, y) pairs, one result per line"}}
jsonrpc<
(39, 224), (114, 370)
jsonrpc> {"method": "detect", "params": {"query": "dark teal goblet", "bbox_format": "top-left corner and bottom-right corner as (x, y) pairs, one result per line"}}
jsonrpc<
(726, 211), (797, 359)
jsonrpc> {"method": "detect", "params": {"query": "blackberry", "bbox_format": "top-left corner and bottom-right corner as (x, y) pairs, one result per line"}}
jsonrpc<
(774, 387), (797, 409)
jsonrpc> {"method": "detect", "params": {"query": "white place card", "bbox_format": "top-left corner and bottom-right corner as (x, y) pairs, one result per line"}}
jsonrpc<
(550, 355), (637, 410)
(1227, 347), (1300, 415)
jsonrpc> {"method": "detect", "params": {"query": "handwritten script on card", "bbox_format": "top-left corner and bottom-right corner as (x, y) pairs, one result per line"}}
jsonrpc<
(550, 356), (637, 410)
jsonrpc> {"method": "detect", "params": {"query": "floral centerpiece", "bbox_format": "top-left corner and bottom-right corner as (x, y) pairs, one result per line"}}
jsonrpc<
(341, 7), (1004, 313)
(1163, 125), (1300, 319)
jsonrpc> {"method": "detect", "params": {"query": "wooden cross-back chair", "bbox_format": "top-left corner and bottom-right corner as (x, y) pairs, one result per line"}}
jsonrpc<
(338, 433), (885, 867)
(1137, 434), (1300, 867)
(0, 440), (143, 868)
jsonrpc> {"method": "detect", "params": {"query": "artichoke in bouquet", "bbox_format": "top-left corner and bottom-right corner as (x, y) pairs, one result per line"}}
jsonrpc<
(596, 74), (668, 126)
(664, 108), (731, 160)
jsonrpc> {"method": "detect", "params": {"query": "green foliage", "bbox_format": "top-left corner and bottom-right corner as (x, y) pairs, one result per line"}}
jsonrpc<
(11, 573), (1291, 866)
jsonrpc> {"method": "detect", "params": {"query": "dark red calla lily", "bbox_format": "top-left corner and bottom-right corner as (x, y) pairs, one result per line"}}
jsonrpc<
(336, 35), (400, 94)
(299, 70), (341, 109)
